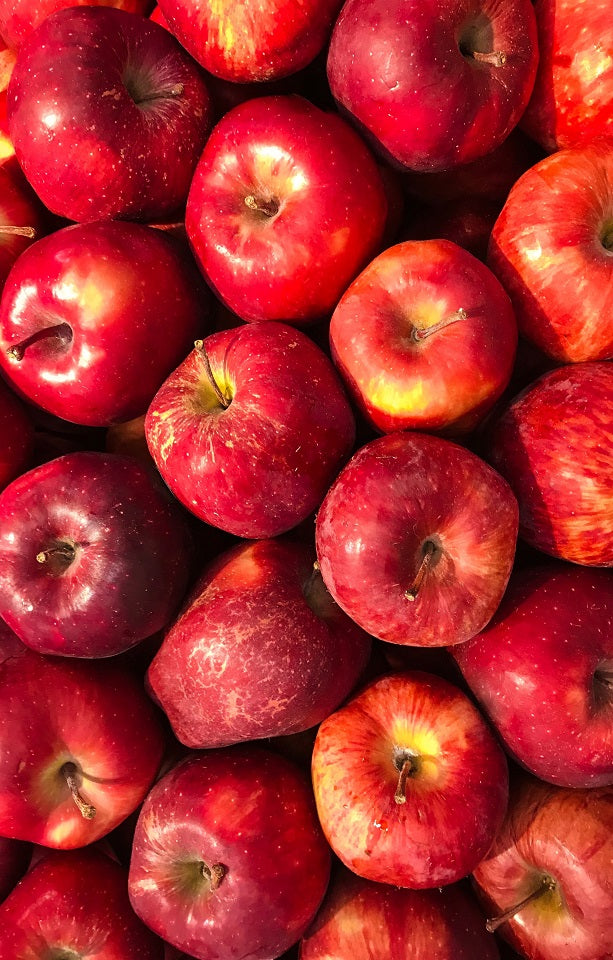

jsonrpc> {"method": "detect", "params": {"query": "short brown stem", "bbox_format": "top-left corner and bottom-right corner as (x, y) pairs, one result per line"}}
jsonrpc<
(194, 340), (230, 409)
(394, 758), (414, 804)
(471, 50), (506, 66)
(486, 878), (556, 933)
(200, 861), (226, 890)
(406, 540), (437, 602)
(36, 543), (76, 566)
(7, 322), (72, 361)
(62, 762), (96, 821)
(0, 224), (37, 239)
(412, 308), (467, 343)
(244, 194), (280, 218)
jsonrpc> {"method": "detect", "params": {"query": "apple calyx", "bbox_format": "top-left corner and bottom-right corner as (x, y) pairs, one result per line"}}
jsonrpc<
(7, 322), (73, 361)
(0, 224), (37, 239)
(200, 860), (226, 891)
(405, 540), (440, 601)
(485, 875), (557, 933)
(36, 541), (77, 571)
(244, 194), (281, 218)
(194, 340), (232, 409)
(61, 762), (96, 821)
(411, 308), (468, 343)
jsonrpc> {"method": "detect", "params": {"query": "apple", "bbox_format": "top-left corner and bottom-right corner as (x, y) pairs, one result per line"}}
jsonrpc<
(311, 670), (509, 888)
(0, 219), (210, 426)
(7, 6), (212, 222)
(472, 774), (613, 960)
(315, 431), (518, 647)
(300, 867), (500, 959)
(185, 95), (387, 326)
(0, 846), (165, 958)
(327, 0), (539, 172)
(147, 537), (372, 748)
(488, 139), (613, 363)
(145, 322), (356, 539)
(329, 239), (517, 434)
(128, 747), (331, 959)
(486, 361), (613, 566)
(0, 838), (30, 904)
(0, 376), (33, 490)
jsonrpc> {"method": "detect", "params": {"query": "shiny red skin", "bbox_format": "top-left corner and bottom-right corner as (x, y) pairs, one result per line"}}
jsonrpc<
(0, 625), (165, 848)
(315, 432), (518, 646)
(454, 564), (613, 787)
(0, 847), (165, 959)
(300, 868), (499, 960)
(0, 377), (33, 490)
(329, 239), (517, 434)
(488, 141), (613, 363)
(0, 452), (192, 658)
(327, 0), (538, 172)
(311, 671), (509, 888)
(145, 323), (356, 539)
(0, 157), (48, 289)
(0, 220), (208, 426)
(185, 96), (387, 325)
(157, 0), (342, 82)
(0, 0), (152, 49)
(128, 748), (331, 960)
(486, 362), (613, 566)
(0, 838), (30, 905)
(147, 538), (372, 748)
(7, 7), (212, 222)
(473, 776), (613, 960)
(521, 0), (613, 151)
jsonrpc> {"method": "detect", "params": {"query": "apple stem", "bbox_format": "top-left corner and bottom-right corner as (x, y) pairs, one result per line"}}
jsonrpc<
(200, 861), (226, 891)
(405, 540), (437, 602)
(194, 340), (231, 409)
(394, 757), (415, 804)
(471, 50), (506, 67)
(62, 762), (96, 821)
(0, 224), (36, 238)
(412, 308), (467, 342)
(36, 543), (76, 566)
(486, 877), (556, 933)
(244, 194), (280, 218)
(7, 322), (72, 361)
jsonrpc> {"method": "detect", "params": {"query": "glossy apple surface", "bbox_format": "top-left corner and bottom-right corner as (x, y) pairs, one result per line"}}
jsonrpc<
(486, 361), (613, 566)
(128, 747), (331, 959)
(185, 95), (387, 325)
(488, 140), (613, 363)
(329, 239), (517, 434)
(7, 7), (212, 222)
(327, 0), (538, 172)
(312, 671), (508, 887)
(145, 323), (355, 538)
(316, 431), (518, 646)
(473, 775), (613, 960)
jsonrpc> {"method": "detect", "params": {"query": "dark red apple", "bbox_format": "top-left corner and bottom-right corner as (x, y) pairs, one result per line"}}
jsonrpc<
(185, 95), (387, 326)
(0, 838), (30, 904)
(0, 377), (33, 489)
(329, 239), (517, 434)
(145, 323), (356, 538)
(7, 7), (212, 222)
(327, 0), (539, 172)
(311, 671), (509, 888)
(0, 220), (209, 426)
(0, 0), (152, 49)
(128, 747), (331, 960)
(315, 431), (518, 646)
(486, 361), (613, 566)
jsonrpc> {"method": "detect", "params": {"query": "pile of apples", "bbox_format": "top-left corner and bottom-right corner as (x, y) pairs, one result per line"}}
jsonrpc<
(0, 0), (611, 958)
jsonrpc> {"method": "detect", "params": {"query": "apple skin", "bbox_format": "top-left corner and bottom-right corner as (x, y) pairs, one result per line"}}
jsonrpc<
(488, 140), (613, 363)
(145, 323), (356, 539)
(0, 220), (210, 426)
(300, 867), (500, 960)
(472, 774), (613, 960)
(329, 239), (517, 434)
(315, 431), (518, 646)
(128, 747), (331, 960)
(7, 7), (212, 222)
(147, 537), (372, 748)
(327, 0), (539, 172)
(454, 563), (613, 788)
(0, 838), (30, 905)
(0, 621), (166, 848)
(0, 846), (165, 959)
(521, 0), (613, 151)
(0, 0), (152, 50)
(0, 377), (33, 490)
(156, 0), (342, 82)
(185, 95), (387, 326)
(486, 361), (613, 566)
(311, 671), (508, 888)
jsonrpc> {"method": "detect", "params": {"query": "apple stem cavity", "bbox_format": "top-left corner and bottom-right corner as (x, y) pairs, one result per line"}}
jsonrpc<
(244, 194), (280, 218)
(61, 762), (96, 821)
(405, 540), (438, 602)
(194, 340), (231, 409)
(0, 224), (37, 238)
(485, 877), (557, 933)
(200, 860), (226, 891)
(411, 308), (467, 342)
(7, 322), (73, 361)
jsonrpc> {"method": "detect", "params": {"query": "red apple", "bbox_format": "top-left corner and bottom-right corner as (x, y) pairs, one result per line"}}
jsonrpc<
(316, 431), (518, 646)
(145, 323), (356, 538)
(488, 140), (613, 363)
(128, 747), (331, 960)
(0, 220), (209, 426)
(486, 361), (613, 566)
(472, 774), (613, 960)
(327, 0), (539, 172)
(185, 95), (387, 326)
(7, 7), (212, 222)
(0, 376), (33, 489)
(0, 0), (153, 49)
(329, 239), (517, 434)
(311, 671), (509, 888)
